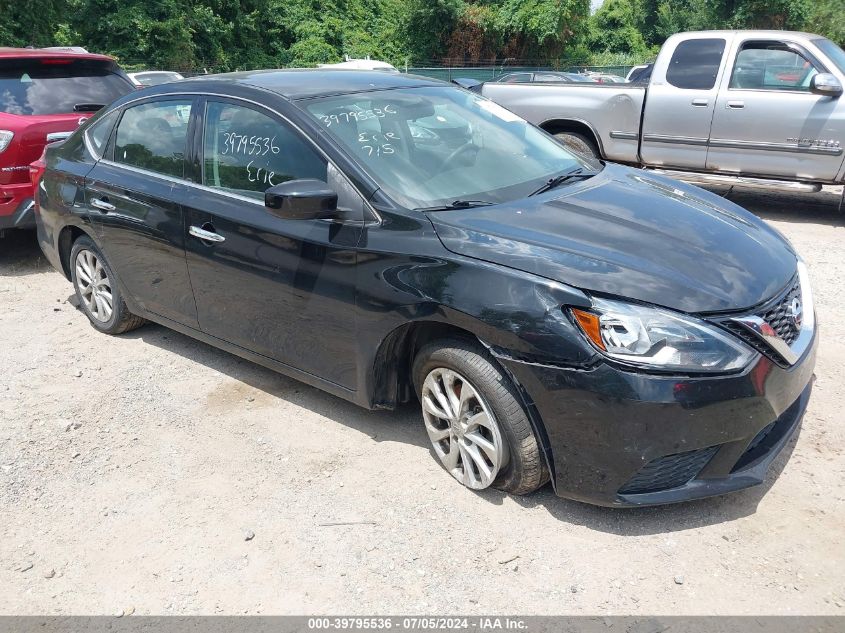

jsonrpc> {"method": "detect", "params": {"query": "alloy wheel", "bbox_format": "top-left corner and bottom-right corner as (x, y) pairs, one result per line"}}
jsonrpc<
(420, 367), (507, 489)
(75, 249), (113, 323)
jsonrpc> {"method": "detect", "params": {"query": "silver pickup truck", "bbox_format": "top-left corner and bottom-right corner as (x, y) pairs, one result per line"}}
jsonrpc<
(480, 30), (845, 194)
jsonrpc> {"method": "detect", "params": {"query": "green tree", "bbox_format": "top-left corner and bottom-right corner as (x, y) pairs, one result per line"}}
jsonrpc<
(404, 0), (462, 61)
(806, 0), (845, 45)
(720, 0), (810, 30)
(590, 0), (649, 56)
(0, 0), (839, 72)
(69, 0), (200, 70)
(496, 0), (591, 59)
(651, 1), (720, 43)
(0, 0), (68, 47)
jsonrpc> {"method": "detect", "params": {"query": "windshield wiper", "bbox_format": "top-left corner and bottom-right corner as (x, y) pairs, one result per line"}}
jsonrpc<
(73, 103), (106, 112)
(415, 200), (495, 212)
(528, 167), (596, 196)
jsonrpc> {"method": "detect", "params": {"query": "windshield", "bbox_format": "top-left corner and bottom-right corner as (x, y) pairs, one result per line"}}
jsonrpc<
(814, 38), (845, 75)
(0, 59), (132, 115)
(302, 86), (592, 208)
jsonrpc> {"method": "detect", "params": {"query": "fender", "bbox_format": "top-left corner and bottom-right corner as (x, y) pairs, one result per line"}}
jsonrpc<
(539, 116), (606, 158)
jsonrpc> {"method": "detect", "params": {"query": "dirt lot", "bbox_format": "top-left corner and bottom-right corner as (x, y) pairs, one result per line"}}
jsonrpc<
(1, 185), (844, 616)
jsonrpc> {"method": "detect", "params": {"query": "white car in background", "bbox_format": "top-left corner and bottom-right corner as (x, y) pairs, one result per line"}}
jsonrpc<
(128, 71), (185, 87)
(317, 57), (397, 72)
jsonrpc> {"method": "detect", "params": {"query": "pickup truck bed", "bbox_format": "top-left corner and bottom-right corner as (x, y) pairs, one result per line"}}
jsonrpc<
(480, 30), (845, 188)
(481, 82), (645, 164)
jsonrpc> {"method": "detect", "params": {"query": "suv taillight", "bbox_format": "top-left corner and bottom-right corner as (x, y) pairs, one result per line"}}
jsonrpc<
(30, 148), (48, 207)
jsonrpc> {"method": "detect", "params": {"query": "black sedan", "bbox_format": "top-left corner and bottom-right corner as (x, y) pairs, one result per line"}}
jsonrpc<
(35, 70), (816, 506)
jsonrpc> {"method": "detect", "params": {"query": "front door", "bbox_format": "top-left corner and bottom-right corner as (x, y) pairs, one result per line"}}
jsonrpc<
(707, 37), (845, 181)
(86, 97), (199, 328)
(640, 36), (729, 169)
(182, 98), (365, 389)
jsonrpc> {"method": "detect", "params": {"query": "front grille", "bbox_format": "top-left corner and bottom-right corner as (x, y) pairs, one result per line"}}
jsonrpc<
(618, 445), (719, 495)
(724, 321), (779, 360)
(718, 274), (802, 367)
(762, 276), (801, 345)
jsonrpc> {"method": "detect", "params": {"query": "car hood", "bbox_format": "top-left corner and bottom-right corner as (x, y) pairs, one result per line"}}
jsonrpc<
(427, 164), (797, 313)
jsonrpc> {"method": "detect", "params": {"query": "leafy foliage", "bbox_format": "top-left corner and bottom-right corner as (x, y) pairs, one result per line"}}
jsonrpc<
(590, 0), (651, 57)
(0, 0), (841, 71)
(806, 0), (845, 46)
(644, 0), (814, 46)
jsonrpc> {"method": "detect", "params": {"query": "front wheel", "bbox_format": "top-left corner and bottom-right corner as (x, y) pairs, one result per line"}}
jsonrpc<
(413, 339), (549, 495)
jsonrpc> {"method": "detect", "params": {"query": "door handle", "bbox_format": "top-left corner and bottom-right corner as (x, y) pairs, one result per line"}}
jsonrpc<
(90, 197), (115, 212)
(726, 100), (745, 109)
(691, 98), (709, 107)
(189, 224), (226, 243)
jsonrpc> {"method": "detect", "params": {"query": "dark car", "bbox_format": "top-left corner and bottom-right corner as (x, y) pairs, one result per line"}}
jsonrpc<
(494, 71), (592, 84)
(35, 70), (816, 507)
(0, 47), (135, 233)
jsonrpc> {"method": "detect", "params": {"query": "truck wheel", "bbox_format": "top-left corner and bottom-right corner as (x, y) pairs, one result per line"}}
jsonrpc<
(413, 338), (549, 495)
(70, 236), (145, 335)
(554, 131), (600, 160)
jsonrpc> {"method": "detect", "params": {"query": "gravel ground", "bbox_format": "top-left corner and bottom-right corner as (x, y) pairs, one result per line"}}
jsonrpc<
(1, 185), (844, 615)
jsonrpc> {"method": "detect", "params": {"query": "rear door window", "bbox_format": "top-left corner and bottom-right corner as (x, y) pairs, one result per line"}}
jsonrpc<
(201, 101), (327, 200)
(666, 38), (726, 90)
(86, 109), (120, 157)
(113, 100), (193, 178)
(0, 59), (132, 115)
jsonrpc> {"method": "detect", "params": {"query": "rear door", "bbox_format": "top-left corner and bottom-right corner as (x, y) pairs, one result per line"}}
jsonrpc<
(85, 97), (200, 328)
(640, 34), (730, 169)
(181, 98), (365, 389)
(707, 36), (844, 180)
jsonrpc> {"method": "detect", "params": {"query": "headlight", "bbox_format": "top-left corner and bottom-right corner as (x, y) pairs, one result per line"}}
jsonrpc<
(570, 298), (757, 372)
(0, 130), (13, 153)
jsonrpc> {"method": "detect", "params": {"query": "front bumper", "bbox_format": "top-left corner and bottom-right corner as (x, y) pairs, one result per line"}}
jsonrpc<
(499, 330), (817, 507)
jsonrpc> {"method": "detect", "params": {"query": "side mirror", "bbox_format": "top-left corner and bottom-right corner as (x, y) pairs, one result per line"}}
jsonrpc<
(264, 179), (338, 220)
(810, 73), (843, 97)
(452, 78), (484, 93)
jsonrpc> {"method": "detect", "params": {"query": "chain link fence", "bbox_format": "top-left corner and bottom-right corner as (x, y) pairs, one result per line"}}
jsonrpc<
(115, 57), (645, 83)
(403, 64), (639, 82)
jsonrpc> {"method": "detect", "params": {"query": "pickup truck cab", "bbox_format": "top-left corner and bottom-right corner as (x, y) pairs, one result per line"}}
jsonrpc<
(480, 31), (845, 192)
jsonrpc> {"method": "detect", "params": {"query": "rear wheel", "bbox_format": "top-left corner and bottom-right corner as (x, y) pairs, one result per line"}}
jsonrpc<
(70, 236), (145, 335)
(554, 131), (600, 161)
(413, 338), (549, 495)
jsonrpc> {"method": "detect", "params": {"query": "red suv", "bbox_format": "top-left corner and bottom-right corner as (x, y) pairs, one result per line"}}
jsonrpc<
(0, 48), (134, 232)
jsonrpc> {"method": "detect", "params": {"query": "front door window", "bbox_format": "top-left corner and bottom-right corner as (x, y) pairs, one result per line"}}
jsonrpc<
(730, 41), (821, 91)
(202, 101), (327, 199)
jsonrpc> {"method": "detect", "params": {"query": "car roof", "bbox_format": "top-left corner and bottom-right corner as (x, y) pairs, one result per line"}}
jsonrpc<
(0, 47), (114, 62)
(178, 69), (446, 100)
(676, 30), (822, 40)
(132, 70), (182, 76)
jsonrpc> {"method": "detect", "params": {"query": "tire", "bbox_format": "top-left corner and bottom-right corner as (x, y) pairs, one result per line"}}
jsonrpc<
(69, 236), (145, 335)
(413, 338), (549, 495)
(554, 131), (600, 161)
